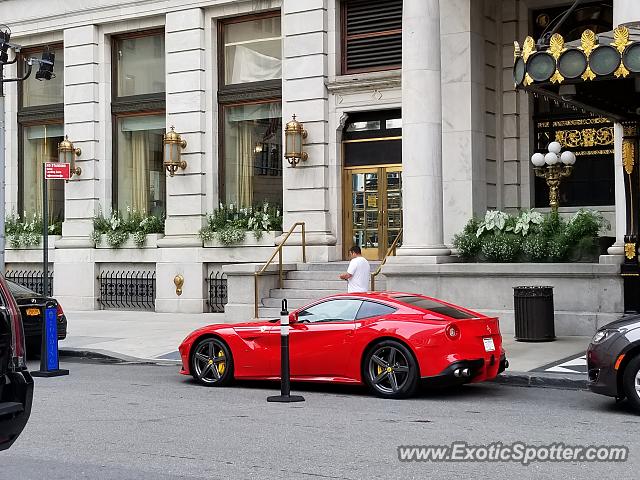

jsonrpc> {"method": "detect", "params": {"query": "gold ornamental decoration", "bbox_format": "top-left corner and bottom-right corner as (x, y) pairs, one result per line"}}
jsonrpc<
(580, 29), (597, 81)
(514, 41), (521, 60)
(623, 139), (636, 175)
(625, 242), (636, 261)
(522, 36), (535, 62)
(613, 26), (631, 78)
(549, 33), (565, 84)
(554, 127), (614, 149)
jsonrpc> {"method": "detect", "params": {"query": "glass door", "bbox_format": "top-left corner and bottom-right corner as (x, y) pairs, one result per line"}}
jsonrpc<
(344, 166), (402, 260)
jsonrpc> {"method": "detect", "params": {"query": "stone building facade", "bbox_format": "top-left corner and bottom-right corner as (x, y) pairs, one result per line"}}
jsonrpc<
(0, 0), (635, 334)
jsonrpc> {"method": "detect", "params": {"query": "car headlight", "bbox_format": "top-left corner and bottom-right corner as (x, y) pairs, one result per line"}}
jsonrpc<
(592, 329), (618, 344)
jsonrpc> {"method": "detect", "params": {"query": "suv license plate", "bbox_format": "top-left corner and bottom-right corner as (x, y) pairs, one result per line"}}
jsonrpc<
(483, 337), (495, 352)
(26, 308), (40, 316)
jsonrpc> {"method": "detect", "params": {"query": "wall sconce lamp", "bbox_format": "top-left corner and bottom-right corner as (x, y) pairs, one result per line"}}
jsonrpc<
(284, 114), (308, 167)
(57, 136), (81, 176)
(163, 126), (187, 176)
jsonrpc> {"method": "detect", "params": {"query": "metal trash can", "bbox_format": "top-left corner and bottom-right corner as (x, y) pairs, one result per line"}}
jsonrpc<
(513, 286), (555, 342)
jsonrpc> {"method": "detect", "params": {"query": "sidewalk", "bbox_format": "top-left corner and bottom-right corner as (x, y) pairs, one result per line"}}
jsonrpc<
(58, 310), (591, 388)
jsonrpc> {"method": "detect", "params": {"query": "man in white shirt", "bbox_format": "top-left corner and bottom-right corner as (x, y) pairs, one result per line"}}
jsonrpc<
(339, 246), (371, 293)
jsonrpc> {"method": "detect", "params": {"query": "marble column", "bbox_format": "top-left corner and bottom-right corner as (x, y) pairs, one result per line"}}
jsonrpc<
(396, 0), (450, 259)
(606, 123), (625, 259)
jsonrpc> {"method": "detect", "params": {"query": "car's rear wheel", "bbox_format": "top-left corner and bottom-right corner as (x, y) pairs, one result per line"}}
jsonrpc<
(622, 355), (640, 412)
(190, 337), (233, 387)
(363, 340), (418, 399)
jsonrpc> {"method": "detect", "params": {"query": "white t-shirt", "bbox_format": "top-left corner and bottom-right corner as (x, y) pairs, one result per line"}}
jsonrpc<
(346, 256), (371, 293)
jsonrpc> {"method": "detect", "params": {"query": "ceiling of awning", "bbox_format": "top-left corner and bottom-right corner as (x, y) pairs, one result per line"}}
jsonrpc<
(514, 26), (640, 122)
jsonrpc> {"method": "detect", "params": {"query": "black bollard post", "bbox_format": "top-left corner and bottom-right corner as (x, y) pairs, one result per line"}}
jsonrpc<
(267, 299), (304, 403)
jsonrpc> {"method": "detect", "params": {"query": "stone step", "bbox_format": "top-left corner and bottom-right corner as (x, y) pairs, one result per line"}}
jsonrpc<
(295, 261), (381, 272)
(269, 288), (343, 299)
(262, 297), (314, 309)
(287, 271), (355, 281)
(283, 279), (347, 290)
(258, 307), (283, 319)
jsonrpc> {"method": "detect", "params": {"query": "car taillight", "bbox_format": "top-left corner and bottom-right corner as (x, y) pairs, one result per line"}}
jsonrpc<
(57, 302), (64, 317)
(445, 323), (460, 340)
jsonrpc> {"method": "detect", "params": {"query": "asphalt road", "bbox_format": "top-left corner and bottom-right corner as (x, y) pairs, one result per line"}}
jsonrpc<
(1, 358), (638, 480)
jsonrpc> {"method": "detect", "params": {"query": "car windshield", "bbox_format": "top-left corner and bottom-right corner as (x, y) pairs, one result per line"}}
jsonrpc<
(6, 280), (38, 297)
(394, 295), (477, 319)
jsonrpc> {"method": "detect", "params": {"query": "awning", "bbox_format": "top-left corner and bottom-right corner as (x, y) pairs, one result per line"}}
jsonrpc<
(513, 26), (640, 122)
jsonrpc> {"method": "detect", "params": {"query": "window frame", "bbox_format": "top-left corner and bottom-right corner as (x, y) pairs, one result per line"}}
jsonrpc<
(297, 299), (364, 324)
(110, 29), (167, 214)
(217, 11), (282, 99)
(355, 300), (397, 320)
(217, 12), (283, 207)
(340, 0), (403, 75)
(17, 43), (65, 218)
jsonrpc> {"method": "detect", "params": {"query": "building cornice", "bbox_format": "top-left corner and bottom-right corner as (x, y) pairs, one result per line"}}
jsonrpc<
(326, 71), (401, 95)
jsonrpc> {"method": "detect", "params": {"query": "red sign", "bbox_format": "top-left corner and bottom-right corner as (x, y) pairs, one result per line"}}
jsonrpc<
(45, 162), (71, 180)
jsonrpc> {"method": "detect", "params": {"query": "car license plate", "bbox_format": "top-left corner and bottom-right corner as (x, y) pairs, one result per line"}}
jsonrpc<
(483, 337), (495, 352)
(26, 307), (40, 316)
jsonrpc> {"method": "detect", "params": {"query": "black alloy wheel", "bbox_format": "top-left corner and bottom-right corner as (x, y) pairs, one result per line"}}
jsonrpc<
(364, 340), (418, 399)
(190, 337), (234, 387)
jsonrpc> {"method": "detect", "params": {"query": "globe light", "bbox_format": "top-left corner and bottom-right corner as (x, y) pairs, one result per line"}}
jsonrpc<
(560, 150), (576, 165)
(545, 151), (559, 165)
(531, 152), (546, 167)
(548, 141), (562, 154)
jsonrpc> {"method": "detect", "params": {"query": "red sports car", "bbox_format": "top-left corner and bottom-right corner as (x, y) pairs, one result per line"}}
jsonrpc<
(178, 292), (508, 399)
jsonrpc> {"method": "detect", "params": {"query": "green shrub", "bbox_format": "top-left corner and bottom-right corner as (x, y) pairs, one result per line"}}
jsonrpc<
(522, 234), (548, 261)
(5, 213), (62, 248)
(453, 231), (482, 260)
(92, 209), (165, 248)
(199, 202), (282, 246)
(480, 232), (521, 262)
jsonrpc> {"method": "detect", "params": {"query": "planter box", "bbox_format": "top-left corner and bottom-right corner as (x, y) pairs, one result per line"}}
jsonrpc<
(96, 233), (164, 249)
(6, 235), (61, 250)
(204, 231), (281, 248)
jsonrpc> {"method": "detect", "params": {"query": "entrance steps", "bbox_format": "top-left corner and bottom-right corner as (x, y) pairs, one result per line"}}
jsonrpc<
(258, 261), (385, 318)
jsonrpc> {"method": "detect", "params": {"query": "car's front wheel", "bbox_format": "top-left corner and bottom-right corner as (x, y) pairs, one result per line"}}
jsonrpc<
(363, 340), (418, 399)
(622, 355), (640, 411)
(190, 337), (234, 387)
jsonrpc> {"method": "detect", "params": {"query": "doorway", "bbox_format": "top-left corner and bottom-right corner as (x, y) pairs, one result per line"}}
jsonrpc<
(343, 165), (402, 261)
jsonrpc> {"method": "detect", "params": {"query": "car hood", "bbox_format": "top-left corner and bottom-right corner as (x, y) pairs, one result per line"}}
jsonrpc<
(599, 314), (640, 331)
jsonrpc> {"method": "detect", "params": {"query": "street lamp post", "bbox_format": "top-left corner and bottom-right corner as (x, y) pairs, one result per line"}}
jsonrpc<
(0, 25), (55, 273)
(530, 141), (577, 213)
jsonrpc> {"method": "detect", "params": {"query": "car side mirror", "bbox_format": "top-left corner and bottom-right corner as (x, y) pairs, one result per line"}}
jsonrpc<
(289, 312), (299, 324)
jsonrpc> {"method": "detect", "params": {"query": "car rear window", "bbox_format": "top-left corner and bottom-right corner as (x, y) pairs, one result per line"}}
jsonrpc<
(6, 280), (37, 296)
(394, 296), (477, 319)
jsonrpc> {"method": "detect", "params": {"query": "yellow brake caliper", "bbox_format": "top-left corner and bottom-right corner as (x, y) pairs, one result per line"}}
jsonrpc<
(217, 350), (225, 375)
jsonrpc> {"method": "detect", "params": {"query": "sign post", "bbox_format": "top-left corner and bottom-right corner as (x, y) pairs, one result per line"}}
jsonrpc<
(31, 162), (69, 378)
(267, 299), (304, 403)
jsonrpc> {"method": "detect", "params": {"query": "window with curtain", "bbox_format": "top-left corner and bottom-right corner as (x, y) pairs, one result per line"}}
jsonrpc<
(21, 125), (65, 220)
(223, 16), (282, 85)
(112, 30), (166, 217)
(18, 45), (65, 220)
(115, 115), (165, 216)
(223, 102), (282, 208)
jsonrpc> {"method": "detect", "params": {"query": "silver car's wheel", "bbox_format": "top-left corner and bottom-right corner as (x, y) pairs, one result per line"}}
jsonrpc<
(622, 355), (640, 412)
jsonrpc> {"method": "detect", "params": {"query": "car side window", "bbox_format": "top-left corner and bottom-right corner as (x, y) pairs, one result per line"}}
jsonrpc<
(356, 301), (397, 320)
(298, 299), (363, 323)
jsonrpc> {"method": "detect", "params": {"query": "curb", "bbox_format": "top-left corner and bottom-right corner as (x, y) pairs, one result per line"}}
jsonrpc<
(492, 371), (588, 390)
(59, 348), (180, 366)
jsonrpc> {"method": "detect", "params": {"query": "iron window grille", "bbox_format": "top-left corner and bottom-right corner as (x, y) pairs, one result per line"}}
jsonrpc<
(206, 271), (228, 313)
(5, 270), (53, 297)
(98, 270), (156, 310)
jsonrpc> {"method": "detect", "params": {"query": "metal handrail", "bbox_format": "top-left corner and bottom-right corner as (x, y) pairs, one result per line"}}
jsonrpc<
(254, 222), (306, 318)
(370, 228), (403, 291)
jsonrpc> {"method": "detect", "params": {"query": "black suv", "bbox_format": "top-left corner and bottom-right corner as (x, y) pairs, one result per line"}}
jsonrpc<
(0, 274), (34, 450)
